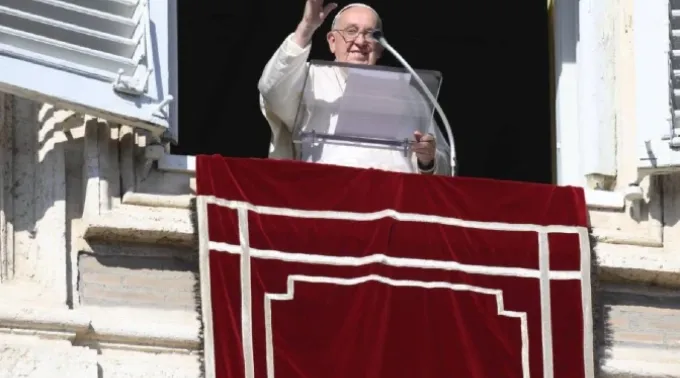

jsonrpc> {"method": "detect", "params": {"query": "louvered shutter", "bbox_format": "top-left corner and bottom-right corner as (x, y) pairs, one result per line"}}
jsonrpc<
(0, 0), (178, 141)
(635, 0), (680, 177)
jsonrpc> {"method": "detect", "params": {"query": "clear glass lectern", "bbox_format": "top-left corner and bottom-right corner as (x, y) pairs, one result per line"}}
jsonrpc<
(291, 60), (443, 159)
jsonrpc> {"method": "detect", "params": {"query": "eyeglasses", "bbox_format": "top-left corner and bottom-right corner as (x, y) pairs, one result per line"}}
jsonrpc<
(333, 28), (380, 42)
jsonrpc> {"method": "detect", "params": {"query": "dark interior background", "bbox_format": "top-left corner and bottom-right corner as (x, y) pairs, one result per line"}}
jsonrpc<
(173, 1), (553, 184)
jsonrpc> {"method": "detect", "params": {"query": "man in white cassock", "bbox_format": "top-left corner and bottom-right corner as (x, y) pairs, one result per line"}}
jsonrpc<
(258, 0), (451, 175)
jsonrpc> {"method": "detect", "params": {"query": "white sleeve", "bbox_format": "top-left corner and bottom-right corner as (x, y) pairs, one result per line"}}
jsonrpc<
(257, 34), (312, 131)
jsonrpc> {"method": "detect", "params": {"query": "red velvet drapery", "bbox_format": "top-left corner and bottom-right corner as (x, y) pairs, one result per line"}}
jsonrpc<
(197, 156), (592, 378)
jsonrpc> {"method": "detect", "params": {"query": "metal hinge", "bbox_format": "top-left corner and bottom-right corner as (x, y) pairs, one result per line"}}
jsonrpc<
(112, 67), (153, 96)
(661, 127), (680, 148)
(112, 0), (152, 96)
(152, 95), (174, 119)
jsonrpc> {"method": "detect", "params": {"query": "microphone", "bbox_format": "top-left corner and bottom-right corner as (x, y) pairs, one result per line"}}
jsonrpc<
(371, 30), (457, 176)
(370, 29), (384, 40)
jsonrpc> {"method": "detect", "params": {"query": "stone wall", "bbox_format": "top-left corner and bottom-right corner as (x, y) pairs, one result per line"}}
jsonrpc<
(78, 243), (198, 311)
(0, 94), (201, 378)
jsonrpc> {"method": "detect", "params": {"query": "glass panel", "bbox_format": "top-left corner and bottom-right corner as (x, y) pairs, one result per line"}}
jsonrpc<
(292, 60), (442, 155)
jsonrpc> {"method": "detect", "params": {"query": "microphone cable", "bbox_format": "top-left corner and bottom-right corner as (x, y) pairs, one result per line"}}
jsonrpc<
(372, 30), (457, 176)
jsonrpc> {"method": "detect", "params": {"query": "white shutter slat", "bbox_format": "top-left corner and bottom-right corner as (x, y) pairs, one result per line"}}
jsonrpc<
(59, 0), (139, 18)
(0, 6), (140, 54)
(0, 0), (177, 140)
(14, 0), (139, 36)
(0, 25), (137, 76)
(634, 0), (678, 177)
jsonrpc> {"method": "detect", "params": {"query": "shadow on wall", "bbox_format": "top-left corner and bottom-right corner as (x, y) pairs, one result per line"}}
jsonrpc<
(189, 197), (206, 378)
(591, 229), (613, 376)
(0, 97), (83, 306)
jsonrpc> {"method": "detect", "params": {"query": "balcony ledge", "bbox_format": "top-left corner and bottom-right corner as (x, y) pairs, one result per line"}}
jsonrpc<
(0, 298), (200, 352)
(83, 205), (195, 246)
(601, 345), (680, 378)
(157, 154), (626, 211)
(0, 299), (677, 376)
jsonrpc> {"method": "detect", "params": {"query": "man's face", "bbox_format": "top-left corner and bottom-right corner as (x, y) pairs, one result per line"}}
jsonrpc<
(327, 7), (382, 65)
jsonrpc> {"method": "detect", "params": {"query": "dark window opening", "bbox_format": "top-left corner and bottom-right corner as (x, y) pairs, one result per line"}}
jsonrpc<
(174, 0), (552, 184)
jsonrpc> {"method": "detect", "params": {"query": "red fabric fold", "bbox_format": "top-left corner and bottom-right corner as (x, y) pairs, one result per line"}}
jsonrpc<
(197, 156), (591, 378)
(196, 156), (587, 227)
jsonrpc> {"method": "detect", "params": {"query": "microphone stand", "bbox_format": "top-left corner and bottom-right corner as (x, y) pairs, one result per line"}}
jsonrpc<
(372, 30), (457, 176)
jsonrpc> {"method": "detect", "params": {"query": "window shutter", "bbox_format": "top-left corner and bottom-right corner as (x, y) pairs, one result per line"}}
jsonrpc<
(635, 0), (679, 178)
(0, 0), (178, 141)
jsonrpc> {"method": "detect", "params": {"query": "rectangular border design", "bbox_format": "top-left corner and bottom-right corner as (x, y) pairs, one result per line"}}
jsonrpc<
(197, 195), (594, 378)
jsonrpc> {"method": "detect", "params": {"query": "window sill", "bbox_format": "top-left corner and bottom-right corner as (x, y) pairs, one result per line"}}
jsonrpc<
(158, 153), (196, 173)
(583, 189), (625, 211)
(157, 154), (626, 211)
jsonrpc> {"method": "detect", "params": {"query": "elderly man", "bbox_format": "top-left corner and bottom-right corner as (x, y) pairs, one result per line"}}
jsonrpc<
(258, 1), (450, 175)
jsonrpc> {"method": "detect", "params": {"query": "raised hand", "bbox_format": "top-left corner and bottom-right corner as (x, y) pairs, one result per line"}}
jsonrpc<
(300, 0), (338, 31)
(294, 0), (337, 47)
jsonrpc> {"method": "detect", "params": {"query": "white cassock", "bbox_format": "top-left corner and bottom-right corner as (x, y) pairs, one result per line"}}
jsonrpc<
(258, 34), (451, 175)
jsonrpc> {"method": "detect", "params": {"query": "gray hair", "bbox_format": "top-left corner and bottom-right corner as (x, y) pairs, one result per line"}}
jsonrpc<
(331, 3), (383, 30)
